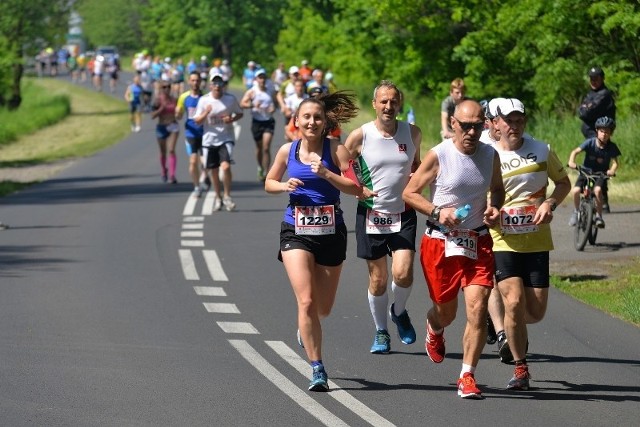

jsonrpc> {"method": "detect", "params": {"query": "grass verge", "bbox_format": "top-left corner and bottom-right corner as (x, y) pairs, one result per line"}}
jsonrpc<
(551, 258), (640, 326)
(0, 78), (130, 168)
(0, 80), (71, 146)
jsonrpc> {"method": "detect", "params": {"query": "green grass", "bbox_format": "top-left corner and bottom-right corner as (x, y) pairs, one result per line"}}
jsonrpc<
(0, 78), (130, 168)
(0, 81), (71, 145)
(551, 258), (640, 326)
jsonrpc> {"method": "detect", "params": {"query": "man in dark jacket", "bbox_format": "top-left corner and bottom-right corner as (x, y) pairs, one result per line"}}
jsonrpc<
(578, 67), (616, 138)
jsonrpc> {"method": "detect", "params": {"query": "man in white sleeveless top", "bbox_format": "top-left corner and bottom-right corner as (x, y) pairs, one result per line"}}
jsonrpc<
(403, 100), (505, 399)
(345, 80), (422, 354)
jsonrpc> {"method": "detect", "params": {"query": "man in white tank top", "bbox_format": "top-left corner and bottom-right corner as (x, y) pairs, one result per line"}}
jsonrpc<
(345, 80), (422, 355)
(403, 100), (505, 399)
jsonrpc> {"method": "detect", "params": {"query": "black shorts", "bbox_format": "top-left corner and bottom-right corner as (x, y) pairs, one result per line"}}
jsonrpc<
(355, 204), (417, 260)
(251, 118), (275, 141)
(203, 143), (232, 169)
(494, 251), (549, 288)
(278, 221), (347, 267)
(186, 136), (203, 155)
(575, 174), (608, 192)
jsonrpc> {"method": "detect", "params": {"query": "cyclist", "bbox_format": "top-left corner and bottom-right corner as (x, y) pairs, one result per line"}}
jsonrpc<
(568, 116), (621, 229)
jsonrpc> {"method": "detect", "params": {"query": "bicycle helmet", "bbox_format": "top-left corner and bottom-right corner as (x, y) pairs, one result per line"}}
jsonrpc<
(595, 116), (615, 130)
(588, 67), (604, 78)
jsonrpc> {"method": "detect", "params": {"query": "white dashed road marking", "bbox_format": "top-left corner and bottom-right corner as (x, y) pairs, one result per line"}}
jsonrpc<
(193, 286), (226, 296)
(217, 322), (259, 334)
(203, 302), (240, 314)
(181, 240), (205, 247)
(178, 249), (199, 280)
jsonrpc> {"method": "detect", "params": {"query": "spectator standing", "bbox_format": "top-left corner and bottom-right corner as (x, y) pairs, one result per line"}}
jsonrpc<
(440, 78), (467, 139)
(578, 67), (616, 138)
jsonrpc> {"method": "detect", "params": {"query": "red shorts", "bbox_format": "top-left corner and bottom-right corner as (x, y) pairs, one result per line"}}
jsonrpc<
(419, 232), (495, 304)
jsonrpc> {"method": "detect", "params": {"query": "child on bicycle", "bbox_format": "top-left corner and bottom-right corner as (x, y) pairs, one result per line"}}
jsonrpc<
(567, 116), (621, 228)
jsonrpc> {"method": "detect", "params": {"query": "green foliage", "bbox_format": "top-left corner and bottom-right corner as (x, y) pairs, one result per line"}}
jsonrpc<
(0, 81), (70, 145)
(138, 0), (283, 74)
(0, 0), (70, 107)
(76, 0), (143, 52)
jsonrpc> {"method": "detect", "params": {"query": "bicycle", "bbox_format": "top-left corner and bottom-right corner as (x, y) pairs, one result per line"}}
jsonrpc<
(572, 165), (611, 251)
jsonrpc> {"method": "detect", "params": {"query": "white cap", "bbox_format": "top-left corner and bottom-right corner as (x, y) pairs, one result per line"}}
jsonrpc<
(497, 98), (526, 117)
(210, 72), (225, 82)
(201, 55), (207, 61)
(288, 65), (299, 74)
(164, 57), (171, 63)
(301, 59), (309, 65)
(248, 60), (256, 67)
(255, 68), (267, 77)
(487, 97), (506, 119)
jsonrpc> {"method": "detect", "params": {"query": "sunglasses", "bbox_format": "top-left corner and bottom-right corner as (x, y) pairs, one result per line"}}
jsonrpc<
(452, 117), (484, 133)
(161, 85), (170, 89)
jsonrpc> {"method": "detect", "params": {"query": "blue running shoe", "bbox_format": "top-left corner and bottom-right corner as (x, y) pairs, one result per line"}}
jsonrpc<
(389, 303), (416, 345)
(308, 365), (329, 392)
(370, 329), (391, 354)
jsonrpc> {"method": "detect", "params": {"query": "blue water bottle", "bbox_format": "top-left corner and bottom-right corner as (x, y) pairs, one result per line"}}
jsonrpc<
(455, 204), (471, 220)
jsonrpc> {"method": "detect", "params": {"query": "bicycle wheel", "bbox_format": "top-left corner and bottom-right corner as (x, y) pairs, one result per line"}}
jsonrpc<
(588, 201), (599, 245)
(574, 199), (591, 251)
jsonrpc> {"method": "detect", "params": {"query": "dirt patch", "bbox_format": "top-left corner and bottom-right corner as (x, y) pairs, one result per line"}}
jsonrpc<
(550, 256), (638, 281)
(0, 160), (75, 183)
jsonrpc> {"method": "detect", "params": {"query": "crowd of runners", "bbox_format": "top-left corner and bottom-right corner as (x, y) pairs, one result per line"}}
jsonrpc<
(39, 53), (622, 398)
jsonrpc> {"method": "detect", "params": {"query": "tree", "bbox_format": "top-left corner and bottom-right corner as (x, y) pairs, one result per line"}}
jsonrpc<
(0, 0), (70, 109)
(76, 0), (144, 52)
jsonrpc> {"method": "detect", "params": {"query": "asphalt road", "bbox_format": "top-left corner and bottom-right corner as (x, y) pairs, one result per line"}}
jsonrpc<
(0, 73), (638, 426)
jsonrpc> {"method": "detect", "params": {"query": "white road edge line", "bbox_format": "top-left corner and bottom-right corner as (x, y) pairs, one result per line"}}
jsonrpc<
(178, 249), (199, 280)
(265, 340), (395, 427)
(229, 340), (349, 427)
(203, 249), (229, 281)
(183, 196), (197, 216)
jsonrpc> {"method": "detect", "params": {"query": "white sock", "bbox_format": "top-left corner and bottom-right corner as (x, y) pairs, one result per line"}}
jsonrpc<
(391, 281), (412, 316)
(460, 364), (475, 377)
(368, 290), (388, 331)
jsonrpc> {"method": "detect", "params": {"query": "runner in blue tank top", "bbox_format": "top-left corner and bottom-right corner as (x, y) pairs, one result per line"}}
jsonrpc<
(265, 92), (362, 392)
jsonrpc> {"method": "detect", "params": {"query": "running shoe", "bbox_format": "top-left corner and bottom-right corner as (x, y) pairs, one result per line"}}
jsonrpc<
(161, 174), (168, 183)
(389, 303), (416, 345)
(200, 175), (211, 192)
(134, 125), (141, 133)
(595, 216), (605, 228)
(507, 364), (531, 390)
(213, 196), (222, 211)
(257, 166), (265, 182)
(457, 372), (483, 399)
(425, 322), (445, 363)
(170, 176), (177, 184)
(223, 196), (236, 211)
(497, 331), (513, 364)
(487, 314), (497, 345)
(296, 329), (304, 348)
(308, 365), (329, 392)
(568, 211), (578, 226)
(370, 329), (391, 354)
(191, 187), (202, 199)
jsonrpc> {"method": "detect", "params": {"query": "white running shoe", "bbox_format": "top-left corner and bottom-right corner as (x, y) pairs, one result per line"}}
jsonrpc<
(568, 211), (578, 226)
(213, 196), (222, 211)
(223, 196), (236, 211)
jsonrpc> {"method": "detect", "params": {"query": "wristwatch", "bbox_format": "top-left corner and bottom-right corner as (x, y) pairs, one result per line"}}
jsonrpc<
(544, 199), (557, 211)
(431, 206), (442, 222)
